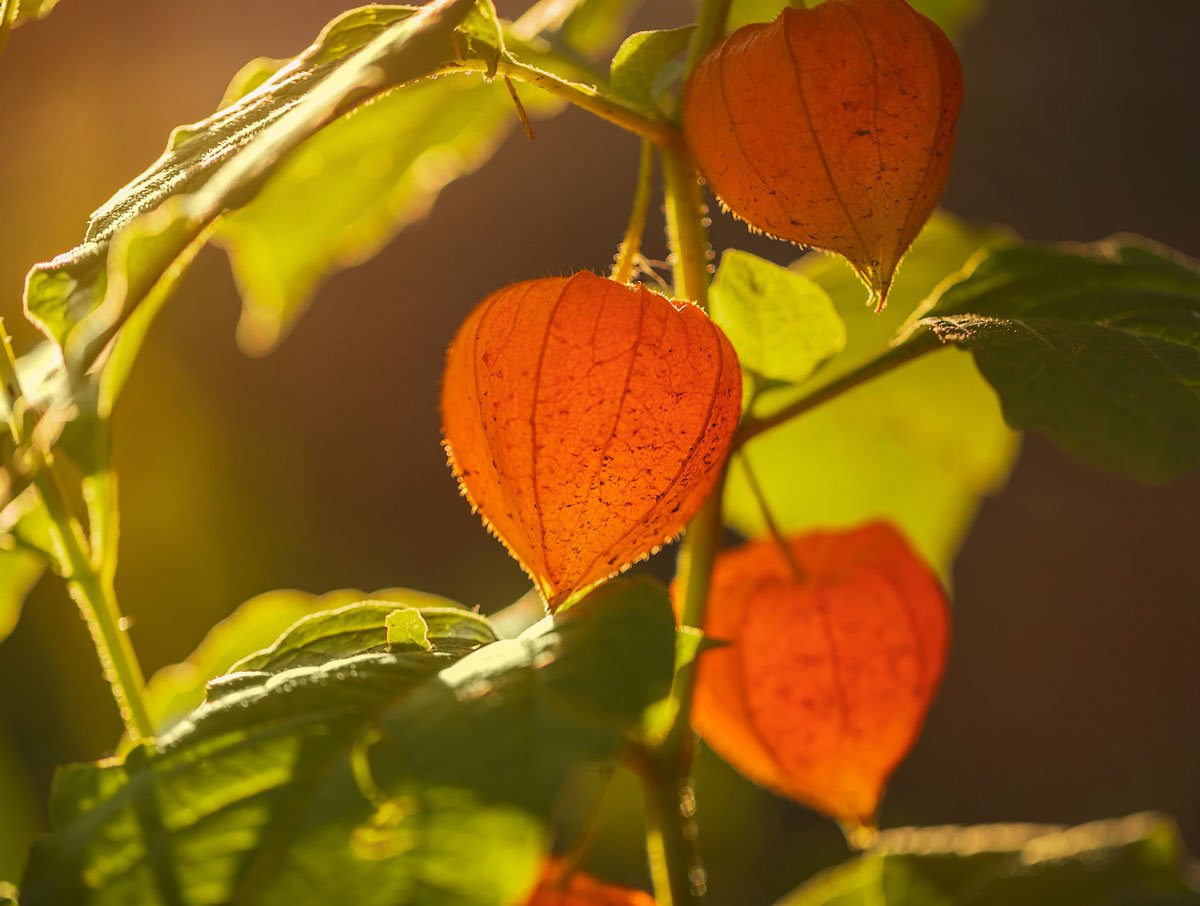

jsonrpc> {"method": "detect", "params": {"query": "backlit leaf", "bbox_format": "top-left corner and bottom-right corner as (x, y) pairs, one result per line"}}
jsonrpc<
(0, 548), (44, 646)
(609, 26), (694, 114)
(907, 237), (1200, 482)
(5, 0), (61, 29)
(441, 273), (741, 607)
(777, 813), (1200, 905)
(724, 213), (1019, 577)
(23, 0), (483, 387)
(709, 249), (845, 387)
(20, 579), (675, 906)
(685, 523), (948, 831)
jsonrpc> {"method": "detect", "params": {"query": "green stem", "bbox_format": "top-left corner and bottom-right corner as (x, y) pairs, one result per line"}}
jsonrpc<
(736, 331), (943, 445)
(0, 327), (152, 741)
(612, 140), (656, 283)
(685, 0), (732, 74)
(486, 58), (683, 151)
(639, 108), (724, 900)
(34, 459), (154, 741)
(661, 147), (711, 305)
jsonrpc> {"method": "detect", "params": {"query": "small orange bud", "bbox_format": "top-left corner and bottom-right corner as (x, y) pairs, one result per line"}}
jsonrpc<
(685, 523), (949, 831)
(525, 860), (656, 905)
(682, 0), (964, 309)
(441, 273), (741, 609)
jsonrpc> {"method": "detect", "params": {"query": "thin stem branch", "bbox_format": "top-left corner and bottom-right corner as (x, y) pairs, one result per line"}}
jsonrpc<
(640, 135), (723, 905)
(736, 452), (804, 580)
(685, 0), (732, 75)
(612, 140), (656, 283)
(33, 458), (154, 741)
(0, 327), (152, 742)
(736, 331), (943, 445)
(485, 58), (683, 151)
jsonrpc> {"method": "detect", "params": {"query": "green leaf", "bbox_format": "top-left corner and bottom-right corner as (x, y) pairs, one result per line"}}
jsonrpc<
(215, 0), (637, 355)
(20, 578), (675, 906)
(230, 596), (491, 674)
(725, 213), (1019, 578)
(906, 237), (1200, 483)
(22, 0), (482, 385)
(135, 587), (466, 741)
(385, 609), (434, 651)
(609, 26), (694, 114)
(0, 882), (17, 906)
(5, 0), (61, 28)
(710, 249), (845, 387)
(215, 76), (517, 353)
(726, 0), (986, 40)
(777, 813), (1200, 906)
(0, 547), (44, 646)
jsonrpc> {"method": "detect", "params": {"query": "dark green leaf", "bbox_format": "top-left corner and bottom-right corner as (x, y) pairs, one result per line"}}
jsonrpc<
(909, 237), (1200, 483)
(133, 588), (471, 742)
(609, 26), (694, 114)
(20, 578), (675, 906)
(777, 813), (1200, 906)
(229, 596), (492, 674)
(725, 213), (1018, 577)
(709, 249), (845, 388)
(23, 0), (482, 384)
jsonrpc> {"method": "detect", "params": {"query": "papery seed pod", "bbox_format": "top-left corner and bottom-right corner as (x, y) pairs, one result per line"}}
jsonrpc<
(442, 273), (741, 610)
(683, 522), (949, 834)
(525, 860), (656, 905)
(683, 0), (964, 310)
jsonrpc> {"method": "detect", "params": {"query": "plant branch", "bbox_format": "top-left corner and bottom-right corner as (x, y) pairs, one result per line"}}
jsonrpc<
(661, 147), (711, 305)
(638, 122), (724, 902)
(0, 328), (152, 741)
(736, 451), (804, 580)
(736, 331), (943, 445)
(685, 0), (732, 74)
(612, 140), (656, 283)
(483, 58), (684, 151)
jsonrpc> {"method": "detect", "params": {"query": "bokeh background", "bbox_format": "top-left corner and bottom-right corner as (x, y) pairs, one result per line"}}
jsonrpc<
(1, 0), (1198, 900)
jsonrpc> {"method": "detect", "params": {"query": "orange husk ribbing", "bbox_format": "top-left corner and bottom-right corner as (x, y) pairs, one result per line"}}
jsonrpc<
(685, 523), (949, 829)
(442, 273), (741, 609)
(683, 0), (963, 310)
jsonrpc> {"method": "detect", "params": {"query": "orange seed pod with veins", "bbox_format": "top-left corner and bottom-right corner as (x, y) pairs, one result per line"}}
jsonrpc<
(683, 0), (964, 310)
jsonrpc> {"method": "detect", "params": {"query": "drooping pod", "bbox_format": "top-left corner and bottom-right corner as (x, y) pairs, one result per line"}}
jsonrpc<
(682, 0), (964, 309)
(682, 522), (949, 834)
(442, 272), (741, 609)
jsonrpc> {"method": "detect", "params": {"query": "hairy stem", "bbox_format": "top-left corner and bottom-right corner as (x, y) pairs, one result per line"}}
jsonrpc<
(489, 58), (683, 151)
(612, 140), (656, 283)
(685, 0), (732, 74)
(35, 460), (154, 741)
(736, 331), (943, 445)
(0, 327), (152, 741)
(661, 148), (711, 304)
(641, 86), (724, 896)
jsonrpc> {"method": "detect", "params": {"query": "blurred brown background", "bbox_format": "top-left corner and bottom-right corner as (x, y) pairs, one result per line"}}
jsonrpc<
(0, 0), (1198, 900)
